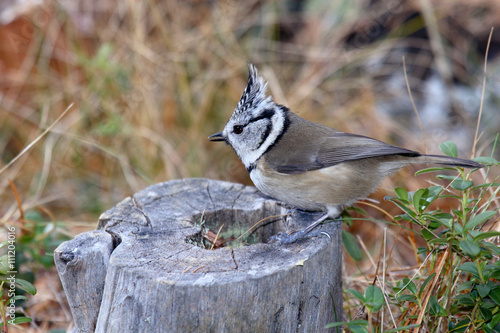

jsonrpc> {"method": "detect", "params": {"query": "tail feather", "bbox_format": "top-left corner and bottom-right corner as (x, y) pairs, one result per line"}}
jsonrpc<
(416, 154), (484, 169)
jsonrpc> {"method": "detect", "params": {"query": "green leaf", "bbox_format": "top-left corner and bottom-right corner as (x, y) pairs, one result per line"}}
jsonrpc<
(434, 216), (452, 228)
(472, 156), (498, 165)
(476, 284), (491, 298)
(349, 325), (369, 333)
(394, 187), (409, 202)
(346, 289), (365, 303)
(394, 213), (413, 222)
(473, 231), (500, 242)
(15, 278), (37, 295)
(0, 254), (9, 275)
(326, 319), (368, 327)
(425, 186), (443, 206)
(453, 222), (464, 235)
(457, 281), (474, 292)
(450, 318), (471, 332)
(415, 167), (457, 176)
(464, 211), (497, 232)
(428, 296), (447, 316)
(390, 200), (417, 219)
(428, 219), (441, 230)
(342, 230), (363, 262)
(454, 293), (475, 306)
(438, 194), (462, 200)
(489, 288), (500, 305)
(428, 237), (450, 246)
(396, 294), (418, 303)
(472, 182), (500, 189)
(482, 264), (499, 279)
(486, 312), (500, 330)
(450, 179), (474, 191)
(482, 264), (498, 280)
(417, 247), (428, 255)
(437, 175), (459, 181)
(482, 242), (500, 256)
(412, 189), (425, 213)
(419, 273), (436, 297)
(458, 262), (480, 279)
(411, 187), (441, 213)
(9, 295), (29, 302)
(459, 240), (481, 258)
(9, 317), (32, 324)
(402, 278), (418, 295)
(439, 141), (458, 157)
(480, 306), (493, 321)
(364, 285), (384, 312)
(326, 319), (368, 332)
(429, 235), (450, 245)
(421, 229), (435, 241)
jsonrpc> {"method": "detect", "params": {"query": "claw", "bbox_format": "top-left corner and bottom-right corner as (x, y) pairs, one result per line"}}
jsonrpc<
(320, 231), (331, 239)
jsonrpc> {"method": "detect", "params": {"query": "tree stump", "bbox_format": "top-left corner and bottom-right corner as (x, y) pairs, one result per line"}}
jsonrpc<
(55, 178), (342, 333)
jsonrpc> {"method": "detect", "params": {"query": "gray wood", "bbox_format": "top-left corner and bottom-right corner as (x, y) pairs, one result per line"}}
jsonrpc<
(56, 178), (342, 332)
(54, 230), (114, 333)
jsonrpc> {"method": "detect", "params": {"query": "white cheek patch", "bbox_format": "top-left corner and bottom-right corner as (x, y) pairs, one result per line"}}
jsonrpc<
(240, 108), (285, 168)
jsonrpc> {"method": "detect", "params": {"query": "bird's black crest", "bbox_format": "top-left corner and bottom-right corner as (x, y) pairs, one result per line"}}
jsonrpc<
(235, 64), (270, 115)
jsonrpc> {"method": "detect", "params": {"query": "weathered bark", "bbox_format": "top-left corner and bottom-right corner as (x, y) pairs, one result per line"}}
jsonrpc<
(54, 230), (114, 333)
(55, 178), (342, 332)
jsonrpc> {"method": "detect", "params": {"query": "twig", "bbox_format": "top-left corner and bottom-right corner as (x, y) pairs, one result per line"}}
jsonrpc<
(0, 103), (74, 175)
(403, 57), (427, 153)
(132, 196), (153, 227)
(235, 213), (289, 242)
(412, 247), (450, 332)
(8, 180), (24, 220)
(357, 235), (376, 269)
(472, 27), (494, 158)
(356, 200), (395, 220)
(210, 224), (224, 250)
(381, 229), (392, 328)
(192, 265), (206, 273)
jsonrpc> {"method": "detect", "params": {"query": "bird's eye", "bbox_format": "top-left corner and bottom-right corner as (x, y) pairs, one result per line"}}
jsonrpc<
(233, 125), (243, 134)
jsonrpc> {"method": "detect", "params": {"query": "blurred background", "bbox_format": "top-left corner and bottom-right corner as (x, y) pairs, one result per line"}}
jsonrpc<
(0, 0), (499, 331)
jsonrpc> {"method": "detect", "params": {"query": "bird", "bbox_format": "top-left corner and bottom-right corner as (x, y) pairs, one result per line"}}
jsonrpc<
(209, 64), (484, 244)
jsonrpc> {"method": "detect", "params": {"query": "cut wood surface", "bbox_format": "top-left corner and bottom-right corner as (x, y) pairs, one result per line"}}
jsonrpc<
(55, 178), (342, 333)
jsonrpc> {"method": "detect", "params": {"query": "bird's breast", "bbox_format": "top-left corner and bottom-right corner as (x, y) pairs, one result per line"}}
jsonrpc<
(250, 158), (388, 212)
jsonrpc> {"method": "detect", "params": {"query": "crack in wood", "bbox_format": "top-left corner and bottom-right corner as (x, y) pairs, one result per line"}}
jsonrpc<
(230, 248), (238, 270)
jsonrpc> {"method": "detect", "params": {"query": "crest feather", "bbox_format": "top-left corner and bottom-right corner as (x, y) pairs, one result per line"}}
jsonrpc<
(235, 64), (271, 114)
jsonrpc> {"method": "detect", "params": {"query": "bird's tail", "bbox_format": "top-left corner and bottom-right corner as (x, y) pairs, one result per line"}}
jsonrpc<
(414, 154), (484, 169)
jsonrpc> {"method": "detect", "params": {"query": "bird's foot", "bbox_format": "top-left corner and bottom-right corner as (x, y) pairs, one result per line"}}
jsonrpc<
(270, 212), (330, 244)
(269, 229), (314, 244)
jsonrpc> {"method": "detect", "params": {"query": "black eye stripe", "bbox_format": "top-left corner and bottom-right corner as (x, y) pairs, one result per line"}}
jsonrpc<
(233, 108), (275, 134)
(249, 108), (275, 124)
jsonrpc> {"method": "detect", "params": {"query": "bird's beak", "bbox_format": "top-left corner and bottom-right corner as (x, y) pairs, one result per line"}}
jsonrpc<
(208, 132), (226, 142)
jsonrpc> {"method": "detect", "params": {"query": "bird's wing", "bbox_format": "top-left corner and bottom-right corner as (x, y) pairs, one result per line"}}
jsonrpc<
(275, 132), (420, 174)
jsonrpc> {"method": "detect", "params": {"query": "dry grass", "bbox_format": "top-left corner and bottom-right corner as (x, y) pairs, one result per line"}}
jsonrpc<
(0, 0), (499, 331)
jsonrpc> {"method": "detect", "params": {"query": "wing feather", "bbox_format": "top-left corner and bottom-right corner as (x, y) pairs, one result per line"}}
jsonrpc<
(275, 133), (419, 174)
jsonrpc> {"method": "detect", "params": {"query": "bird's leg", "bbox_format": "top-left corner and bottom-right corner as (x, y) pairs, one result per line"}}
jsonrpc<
(271, 212), (330, 244)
